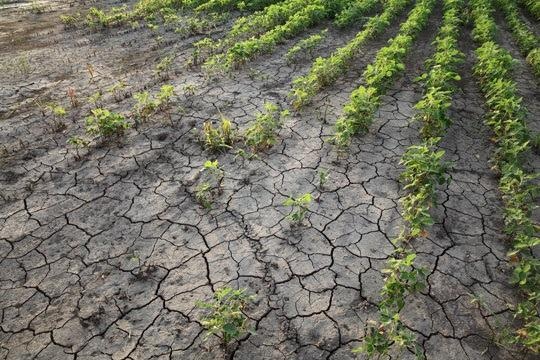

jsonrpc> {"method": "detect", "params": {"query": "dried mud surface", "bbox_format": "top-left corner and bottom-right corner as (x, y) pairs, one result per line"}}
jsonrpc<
(0, 1), (539, 359)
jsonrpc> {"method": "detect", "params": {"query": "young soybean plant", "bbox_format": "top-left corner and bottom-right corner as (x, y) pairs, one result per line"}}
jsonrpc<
(244, 102), (289, 151)
(283, 193), (312, 223)
(85, 108), (130, 139)
(202, 117), (236, 152)
(196, 287), (255, 345)
(196, 160), (224, 209)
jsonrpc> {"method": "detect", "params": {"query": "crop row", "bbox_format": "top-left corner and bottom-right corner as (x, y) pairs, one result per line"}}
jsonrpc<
(495, 0), (540, 77)
(200, 0), (383, 71)
(290, 0), (412, 108)
(64, 0), (281, 29)
(355, 1), (463, 358)
(204, 0), (330, 71)
(519, 0), (540, 20)
(333, 0), (436, 147)
(471, 0), (539, 353)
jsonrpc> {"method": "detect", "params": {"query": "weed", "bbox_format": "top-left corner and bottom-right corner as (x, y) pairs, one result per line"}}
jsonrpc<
(196, 287), (255, 345)
(283, 193), (312, 223)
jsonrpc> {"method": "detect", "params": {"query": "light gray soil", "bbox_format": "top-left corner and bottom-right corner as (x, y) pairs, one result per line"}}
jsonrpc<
(0, 1), (538, 359)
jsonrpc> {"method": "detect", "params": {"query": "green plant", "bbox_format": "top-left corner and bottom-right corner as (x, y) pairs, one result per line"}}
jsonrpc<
(244, 102), (289, 151)
(45, 103), (67, 132)
(318, 168), (329, 189)
(67, 136), (90, 159)
(85, 108), (130, 138)
(133, 85), (175, 122)
(183, 83), (197, 96)
(195, 182), (213, 208)
(399, 139), (449, 237)
(154, 55), (174, 77)
(471, 0), (539, 352)
(196, 287), (255, 344)
(202, 117), (236, 151)
(88, 91), (103, 108)
(290, 0), (411, 108)
(355, 248), (426, 358)
(283, 193), (312, 223)
(195, 159), (225, 208)
(286, 29), (327, 63)
(107, 81), (127, 101)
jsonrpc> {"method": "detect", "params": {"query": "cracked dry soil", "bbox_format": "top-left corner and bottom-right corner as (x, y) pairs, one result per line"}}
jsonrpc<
(0, 1), (539, 359)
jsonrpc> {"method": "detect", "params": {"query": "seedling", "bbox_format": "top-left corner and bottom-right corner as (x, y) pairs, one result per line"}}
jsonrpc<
(86, 63), (96, 82)
(196, 287), (255, 345)
(202, 117), (236, 152)
(85, 108), (130, 138)
(286, 29), (328, 63)
(283, 193), (312, 223)
(318, 168), (329, 189)
(195, 182), (213, 209)
(133, 85), (175, 123)
(154, 55), (174, 78)
(88, 91), (103, 109)
(67, 136), (90, 159)
(183, 83), (197, 97)
(45, 103), (67, 132)
(107, 81), (127, 101)
(244, 102), (289, 151)
(195, 160), (224, 208)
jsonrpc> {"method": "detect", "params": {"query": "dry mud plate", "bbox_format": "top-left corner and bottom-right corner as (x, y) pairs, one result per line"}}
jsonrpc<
(0, 0), (539, 359)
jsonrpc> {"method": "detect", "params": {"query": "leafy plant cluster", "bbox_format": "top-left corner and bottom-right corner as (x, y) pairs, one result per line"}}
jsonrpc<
(85, 108), (131, 138)
(195, 160), (224, 208)
(354, 248), (426, 358)
(202, 117), (237, 152)
(133, 84), (175, 122)
(471, 0), (539, 353)
(283, 193), (312, 223)
(290, 0), (409, 108)
(196, 286), (255, 344)
(244, 102), (289, 151)
(495, 0), (540, 76)
(333, 0), (436, 147)
(285, 29), (328, 63)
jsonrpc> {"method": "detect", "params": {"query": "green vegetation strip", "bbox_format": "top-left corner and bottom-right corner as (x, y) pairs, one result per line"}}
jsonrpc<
(205, 0), (331, 70)
(471, 0), (539, 353)
(333, 0), (436, 147)
(355, 1), (462, 358)
(519, 0), (540, 20)
(290, 0), (411, 108)
(495, 0), (540, 77)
